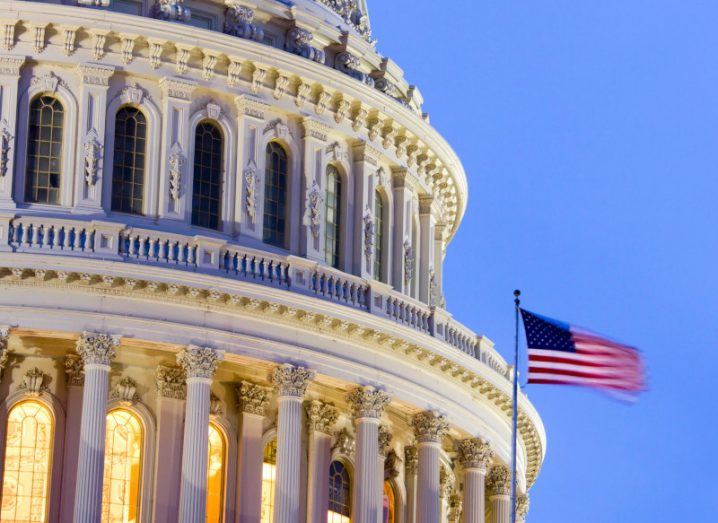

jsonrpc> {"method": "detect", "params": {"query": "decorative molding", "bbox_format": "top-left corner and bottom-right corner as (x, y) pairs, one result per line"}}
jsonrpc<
(448, 493), (462, 523)
(271, 364), (314, 398)
(0, 55), (24, 76)
(335, 51), (373, 86)
(202, 51), (219, 81)
(77, 63), (115, 86)
(251, 67), (266, 94)
(378, 424), (392, 457)
(224, 3), (263, 41)
(147, 39), (165, 69)
(83, 129), (102, 186)
(90, 30), (108, 61)
(285, 27), (324, 64)
(205, 102), (221, 120)
(235, 95), (268, 120)
(2, 21), (17, 51)
(31, 72), (61, 94)
(243, 159), (258, 224)
(120, 34), (137, 65)
(64, 354), (84, 386)
(120, 83), (145, 105)
(264, 118), (291, 141)
(335, 99), (351, 124)
(236, 380), (271, 415)
(363, 207), (374, 262)
(305, 400), (338, 434)
(333, 427), (355, 456)
(346, 385), (391, 419)
(404, 445), (418, 475)
(403, 238), (415, 283)
(30, 23), (48, 53)
(305, 180), (323, 239)
(516, 494), (530, 520)
(227, 57), (243, 87)
(209, 392), (223, 416)
(18, 368), (48, 395)
(316, 91), (332, 115)
(0, 119), (13, 178)
(152, 0), (191, 22)
(156, 365), (186, 399)
(160, 77), (197, 101)
(111, 376), (139, 404)
(61, 25), (79, 56)
(411, 411), (448, 444)
(76, 332), (120, 367)
(168, 142), (184, 201)
(177, 345), (224, 380)
(439, 464), (455, 498)
(487, 465), (511, 496)
(273, 74), (290, 100)
(457, 438), (493, 471)
(353, 106), (369, 132)
(295, 81), (311, 107)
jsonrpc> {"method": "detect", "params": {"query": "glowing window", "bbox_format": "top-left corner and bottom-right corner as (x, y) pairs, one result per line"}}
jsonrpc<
(25, 96), (64, 205)
(101, 409), (143, 523)
(260, 439), (277, 523)
(206, 423), (226, 523)
(111, 106), (147, 215)
(192, 121), (224, 230)
(324, 166), (342, 268)
(0, 400), (54, 523)
(373, 190), (385, 282)
(382, 481), (396, 523)
(328, 461), (351, 523)
(263, 142), (288, 248)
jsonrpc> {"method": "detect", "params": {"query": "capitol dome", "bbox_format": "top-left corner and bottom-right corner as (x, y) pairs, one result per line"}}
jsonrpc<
(0, 1), (544, 523)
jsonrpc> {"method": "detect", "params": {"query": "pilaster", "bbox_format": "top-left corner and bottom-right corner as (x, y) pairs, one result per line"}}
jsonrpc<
(352, 141), (382, 278)
(391, 168), (413, 293)
(404, 446), (418, 523)
(0, 56), (25, 209)
(432, 223), (447, 307)
(300, 117), (330, 262)
(418, 196), (435, 304)
(59, 354), (84, 522)
(305, 400), (338, 523)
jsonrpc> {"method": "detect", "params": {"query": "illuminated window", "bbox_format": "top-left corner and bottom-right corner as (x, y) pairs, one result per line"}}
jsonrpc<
(25, 96), (64, 204)
(328, 461), (351, 523)
(382, 481), (396, 523)
(101, 409), (143, 523)
(206, 423), (226, 523)
(192, 121), (224, 230)
(373, 190), (385, 282)
(325, 166), (342, 268)
(263, 142), (288, 248)
(0, 400), (54, 523)
(111, 106), (147, 215)
(260, 439), (277, 523)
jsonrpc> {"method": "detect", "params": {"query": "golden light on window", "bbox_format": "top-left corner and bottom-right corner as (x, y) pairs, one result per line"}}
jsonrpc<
(0, 400), (54, 523)
(206, 423), (226, 523)
(260, 439), (277, 523)
(101, 408), (143, 523)
(328, 461), (351, 523)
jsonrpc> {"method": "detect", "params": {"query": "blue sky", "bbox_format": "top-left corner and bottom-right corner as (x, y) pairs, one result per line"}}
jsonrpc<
(371, 1), (717, 520)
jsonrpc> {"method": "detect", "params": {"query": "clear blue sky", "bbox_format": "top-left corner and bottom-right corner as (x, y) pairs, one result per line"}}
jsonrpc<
(371, 1), (717, 520)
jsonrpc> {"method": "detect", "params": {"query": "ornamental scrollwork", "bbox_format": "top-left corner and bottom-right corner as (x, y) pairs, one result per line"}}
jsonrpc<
(487, 465), (511, 496)
(65, 354), (84, 386)
(404, 445), (418, 475)
(76, 332), (120, 367)
(346, 385), (391, 419)
(168, 142), (184, 201)
(224, 3), (263, 41)
(271, 364), (315, 398)
(243, 160), (258, 224)
(305, 400), (338, 434)
(516, 494), (530, 520)
(111, 376), (138, 404)
(378, 425), (393, 457)
(448, 493), (463, 523)
(456, 438), (494, 470)
(156, 365), (186, 399)
(285, 27), (325, 64)
(403, 239), (415, 284)
(177, 345), (224, 380)
(83, 129), (102, 186)
(152, 0), (191, 22)
(236, 380), (271, 415)
(363, 207), (375, 261)
(306, 180), (323, 239)
(19, 368), (47, 395)
(439, 465), (455, 499)
(333, 427), (355, 456)
(411, 411), (449, 443)
(0, 120), (13, 178)
(120, 82), (144, 105)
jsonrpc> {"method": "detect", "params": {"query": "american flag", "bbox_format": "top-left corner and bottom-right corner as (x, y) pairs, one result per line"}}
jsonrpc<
(520, 308), (645, 395)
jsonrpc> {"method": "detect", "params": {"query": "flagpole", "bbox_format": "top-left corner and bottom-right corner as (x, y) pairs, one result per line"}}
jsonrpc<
(511, 289), (521, 523)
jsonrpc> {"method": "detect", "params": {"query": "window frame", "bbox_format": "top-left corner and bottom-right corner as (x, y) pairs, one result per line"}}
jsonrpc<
(110, 105), (149, 216)
(190, 119), (225, 231)
(327, 459), (352, 522)
(324, 165), (343, 269)
(262, 141), (290, 250)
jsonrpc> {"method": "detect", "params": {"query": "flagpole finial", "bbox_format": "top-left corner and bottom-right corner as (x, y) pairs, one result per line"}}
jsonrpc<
(514, 289), (521, 307)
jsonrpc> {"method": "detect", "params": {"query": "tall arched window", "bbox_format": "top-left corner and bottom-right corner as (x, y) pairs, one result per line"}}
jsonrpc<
(374, 190), (385, 282)
(260, 439), (277, 523)
(192, 121), (224, 230)
(0, 400), (54, 522)
(325, 166), (342, 268)
(101, 408), (143, 523)
(328, 460), (351, 523)
(263, 142), (288, 248)
(206, 423), (226, 523)
(111, 107), (147, 215)
(382, 481), (396, 523)
(25, 95), (64, 204)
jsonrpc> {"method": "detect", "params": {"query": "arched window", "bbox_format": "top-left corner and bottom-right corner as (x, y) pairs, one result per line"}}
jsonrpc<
(382, 480), (396, 523)
(25, 95), (64, 204)
(192, 121), (224, 230)
(263, 142), (288, 248)
(101, 408), (143, 523)
(328, 460), (351, 523)
(206, 423), (226, 523)
(0, 400), (54, 522)
(374, 190), (385, 282)
(111, 106), (147, 215)
(325, 166), (342, 268)
(261, 439), (277, 523)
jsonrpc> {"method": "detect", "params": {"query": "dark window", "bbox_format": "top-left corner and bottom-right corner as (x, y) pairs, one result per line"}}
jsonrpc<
(263, 142), (288, 248)
(25, 96), (64, 204)
(192, 121), (223, 230)
(328, 461), (351, 520)
(325, 166), (342, 268)
(374, 190), (385, 282)
(111, 107), (147, 215)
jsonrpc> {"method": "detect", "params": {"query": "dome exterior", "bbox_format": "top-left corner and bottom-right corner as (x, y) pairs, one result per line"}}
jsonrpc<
(0, 1), (544, 523)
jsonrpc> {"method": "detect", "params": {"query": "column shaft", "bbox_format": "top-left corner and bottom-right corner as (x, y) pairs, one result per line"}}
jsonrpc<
(153, 397), (186, 522)
(416, 442), (441, 523)
(353, 418), (380, 523)
(405, 470), (417, 523)
(462, 469), (486, 523)
(59, 384), (83, 521)
(306, 431), (332, 523)
(490, 495), (511, 523)
(273, 396), (303, 523)
(236, 412), (265, 523)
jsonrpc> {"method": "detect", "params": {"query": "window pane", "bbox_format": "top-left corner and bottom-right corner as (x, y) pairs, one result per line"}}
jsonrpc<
(192, 122), (223, 230)
(25, 96), (64, 204)
(206, 424), (226, 523)
(328, 461), (351, 522)
(262, 143), (288, 248)
(111, 107), (147, 215)
(324, 167), (342, 268)
(261, 440), (277, 523)
(0, 400), (54, 523)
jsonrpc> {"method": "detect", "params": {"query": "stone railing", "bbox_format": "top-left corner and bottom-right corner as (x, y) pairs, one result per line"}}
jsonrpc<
(0, 214), (510, 380)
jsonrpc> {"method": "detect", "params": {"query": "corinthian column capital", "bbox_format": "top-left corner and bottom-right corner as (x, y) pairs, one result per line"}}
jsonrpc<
(176, 345), (224, 380)
(236, 380), (271, 415)
(305, 400), (338, 434)
(487, 465), (511, 496)
(156, 365), (186, 399)
(378, 424), (393, 457)
(404, 445), (418, 475)
(76, 332), (120, 367)
(346, 385), (391, 419)
(411, 411), (449, 444)
(271, 363), (315, 398)
(457, 438), (494, 471)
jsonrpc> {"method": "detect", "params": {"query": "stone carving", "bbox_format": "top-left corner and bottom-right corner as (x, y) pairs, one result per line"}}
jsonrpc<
(335, 100), (351, 124)
(353, 107), (369, 132)
(65, 354), (84, 386)
(317, 0), (372, 42)
(120, 83), (144, 105)
(368, 120), (382, 142)
(316, 91), (332, 115)
(76, 332), (120, 366)
(0, 327), (8, 378)
(120, 35), (136, 65)
(156, 365), (186, 399)
(327, 142), (348, 163)
(31, 72), (60, 94)
(209, 393), (223, 416)
(177, 345), (224, 380)
(411, 411), (449, 443)
(404, 445), (418, 475)
(273, 78), (289, 101)
(265, 119), (290, 140)
(516, 494), (530, 521)
(305, 180), (323, 239)
(363, 207), (374, 261)
(168, 142), (184, 201)
(428, 268), (440, 307)
(271, 364), (315, 397)
(295, 82), (311, 107)
(91, 31), (107, 60)
(487, 465), (511, 496)
(227, 58), (242, 87)
(346, 385), (391, 419)
(0, 120), (13, 177)
(152, 0), (191, 22)
(83, 129), (102, 186)
(378, 425), (392, 457)
(305, 400), (338, 434)
(251, 68), (266, 94)
(403, 239), (415, 283)
(335, 51), (374, 86)
(243, 160), (258, 224)
(333, 428), (355, 456)
(224, 3), (263, 41)
(62, 26), (78, 56)
(148, 39), (164, 68)
(111, 376), (138, 404)
(19, 368), (47, 395)
(440, 465), (455, 498)
(384, 449), (401, 479)
(285, 27), (325, 64)
(206, 102), (221, 120)
(236, 380), (271, 415)
(457, 438), (494, 470)
(448, 493), (463, 523)
(202, 53), (218, 81)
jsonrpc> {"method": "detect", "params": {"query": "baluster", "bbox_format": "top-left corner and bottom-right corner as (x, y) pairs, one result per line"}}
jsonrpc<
(178, 243), (187, 264)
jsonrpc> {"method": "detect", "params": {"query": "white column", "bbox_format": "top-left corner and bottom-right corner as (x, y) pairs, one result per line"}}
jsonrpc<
(235, 380), (271, 523)
(457, 439), (493, 523)
(299, 117), (329, 262)
(432, 224), (447, 307)
(153, 365), (188, 523)
(418, 196), (435, 304)
(347, 385), (392, 523)
(271, 364), (315, 523)
(73, 332), (120, 523)
(516, 494), (529, 523)
(351, 141), (382, 278)
(404, 446), (418, 523)
(0, 56), (24, 209)
(487, 465), (511, 523)
(376, 425), (392, 523)
(391, 168), (412, 292)
(305, 400), (338, 523)
(177, 345), (225, 523)
(412, 411), (449, 523)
